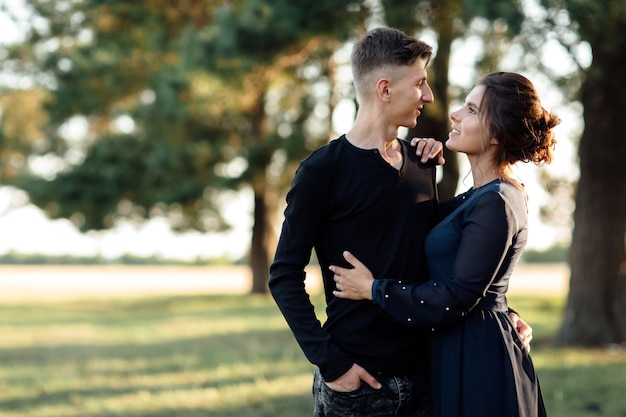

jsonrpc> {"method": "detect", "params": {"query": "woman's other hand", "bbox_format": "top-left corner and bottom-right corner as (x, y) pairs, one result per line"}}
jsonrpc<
(509, 312), (534, 352)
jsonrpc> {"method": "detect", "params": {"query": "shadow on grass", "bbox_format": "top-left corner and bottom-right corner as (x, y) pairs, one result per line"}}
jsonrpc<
(0, 294), (283, 327)
(0, 294), (315, 415)
(3, 293), (622, 417)
(0, 327), (309, 409)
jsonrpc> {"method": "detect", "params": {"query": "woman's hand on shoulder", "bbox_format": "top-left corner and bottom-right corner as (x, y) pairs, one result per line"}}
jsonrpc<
(411, 137), (445, 165)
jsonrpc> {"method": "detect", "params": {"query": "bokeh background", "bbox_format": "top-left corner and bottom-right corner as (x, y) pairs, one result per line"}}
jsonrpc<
(0, 0), (624, 416)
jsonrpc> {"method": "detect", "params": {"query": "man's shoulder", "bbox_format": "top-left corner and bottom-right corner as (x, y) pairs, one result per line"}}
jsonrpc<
(301, 136), (345, 166)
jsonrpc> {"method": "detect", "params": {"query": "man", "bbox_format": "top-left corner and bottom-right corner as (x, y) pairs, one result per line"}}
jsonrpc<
(269, 27), (441, 417)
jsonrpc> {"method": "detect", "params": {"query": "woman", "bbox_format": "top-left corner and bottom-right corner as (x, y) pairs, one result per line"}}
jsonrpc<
(330, 72), (559, 417)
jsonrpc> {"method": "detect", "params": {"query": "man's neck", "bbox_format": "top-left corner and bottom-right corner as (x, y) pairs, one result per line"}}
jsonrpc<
(346, 109), (399, 151)
(342, 103), (408, 169)
(346, 119), (403, 169)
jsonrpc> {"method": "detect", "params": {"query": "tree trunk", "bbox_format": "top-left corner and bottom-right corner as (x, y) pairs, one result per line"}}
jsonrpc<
(246, 82), (277, 294)
(249, 183), (276, 293)
(555, 48), (626, 346)
(405, 3), (459, 200)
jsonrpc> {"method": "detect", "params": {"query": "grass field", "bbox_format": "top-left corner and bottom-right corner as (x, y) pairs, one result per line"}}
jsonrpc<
(0, 281), (624, 416)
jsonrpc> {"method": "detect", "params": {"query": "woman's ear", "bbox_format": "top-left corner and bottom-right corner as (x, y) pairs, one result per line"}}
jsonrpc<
(490, 137), (500, 145)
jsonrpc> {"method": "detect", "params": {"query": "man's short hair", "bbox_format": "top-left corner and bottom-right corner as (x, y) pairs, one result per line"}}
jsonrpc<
(351, 27), (432, 100)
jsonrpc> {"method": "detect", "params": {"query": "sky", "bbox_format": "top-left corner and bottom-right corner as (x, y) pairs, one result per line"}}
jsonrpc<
(0, 2), (581, 260)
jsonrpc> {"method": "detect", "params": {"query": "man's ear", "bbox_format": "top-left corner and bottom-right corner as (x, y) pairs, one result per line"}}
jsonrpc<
(376, 79), (391, 102)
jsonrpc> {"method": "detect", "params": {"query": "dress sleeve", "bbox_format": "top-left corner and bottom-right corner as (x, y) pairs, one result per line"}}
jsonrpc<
(371, 191), (513, 326)
(269, 161), (353, 381)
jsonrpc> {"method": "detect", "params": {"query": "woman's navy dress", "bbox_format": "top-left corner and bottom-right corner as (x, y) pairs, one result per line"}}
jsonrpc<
(371, 179), (547, 417)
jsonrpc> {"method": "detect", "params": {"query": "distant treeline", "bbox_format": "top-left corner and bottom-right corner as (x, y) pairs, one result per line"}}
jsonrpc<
(0, 244), (568, 265)
(0, 252), (246, 266)
(521, 244), (569, 263)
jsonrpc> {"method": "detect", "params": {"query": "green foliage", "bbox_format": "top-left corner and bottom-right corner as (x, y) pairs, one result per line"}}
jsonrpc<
(12, 133), (228, 232)
(206, 0), (364, 71)
(459, 0), (525, 34)
(7, 0), (370, 234)
(537, 0), (626, 82)
(543, 0), (626, 43)
(382, 0), (524, 36)
(0, 291), (624, 416)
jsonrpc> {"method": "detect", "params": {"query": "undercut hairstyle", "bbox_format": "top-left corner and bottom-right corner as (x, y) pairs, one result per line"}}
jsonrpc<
(351, 27), (432, 101)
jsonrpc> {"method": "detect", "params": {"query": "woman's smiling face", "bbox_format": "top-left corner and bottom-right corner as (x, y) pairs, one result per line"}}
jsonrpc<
(446, 85), (495, 155)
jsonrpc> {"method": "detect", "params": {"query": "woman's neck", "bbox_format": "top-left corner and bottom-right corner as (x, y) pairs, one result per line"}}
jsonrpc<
(469, 159), (510, 188)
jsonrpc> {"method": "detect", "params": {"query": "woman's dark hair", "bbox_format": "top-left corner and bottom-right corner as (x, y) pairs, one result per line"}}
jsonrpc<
(478, 72), (560, 178)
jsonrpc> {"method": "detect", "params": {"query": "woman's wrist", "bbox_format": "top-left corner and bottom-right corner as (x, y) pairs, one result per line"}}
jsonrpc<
(371, 280), (381, 303)
(366, 279), (374, 300)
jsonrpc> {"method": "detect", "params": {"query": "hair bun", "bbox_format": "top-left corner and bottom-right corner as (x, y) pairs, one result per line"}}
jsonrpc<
(478, 72), (560, 167)
(530, 109), (560, 165)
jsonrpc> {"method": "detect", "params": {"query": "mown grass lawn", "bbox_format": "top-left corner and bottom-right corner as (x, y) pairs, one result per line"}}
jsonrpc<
(0, 292), (623, 416)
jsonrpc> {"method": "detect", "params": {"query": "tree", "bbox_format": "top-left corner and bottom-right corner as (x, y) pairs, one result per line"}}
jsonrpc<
(5, 1), (236, 238)
(7, 1), (369, 293)
(531, 0), (626, 345)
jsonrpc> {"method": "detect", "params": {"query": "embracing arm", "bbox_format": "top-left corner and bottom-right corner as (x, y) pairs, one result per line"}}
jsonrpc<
(333, 192), (514, 326)
(332, 253), (533, 352)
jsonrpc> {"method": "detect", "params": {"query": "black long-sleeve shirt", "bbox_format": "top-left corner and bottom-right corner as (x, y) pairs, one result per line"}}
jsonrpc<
(269, 135), (438, 381)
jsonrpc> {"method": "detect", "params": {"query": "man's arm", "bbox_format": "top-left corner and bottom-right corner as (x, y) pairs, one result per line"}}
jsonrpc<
(269, 162), (354, 382)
